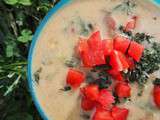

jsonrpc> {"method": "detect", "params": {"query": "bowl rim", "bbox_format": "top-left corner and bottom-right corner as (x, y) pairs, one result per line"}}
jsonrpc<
(27, 0), (160, 120)
(27, 0), (72, 120)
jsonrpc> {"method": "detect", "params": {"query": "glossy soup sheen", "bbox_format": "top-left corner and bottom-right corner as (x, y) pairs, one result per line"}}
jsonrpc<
(32, 0), (160, 120)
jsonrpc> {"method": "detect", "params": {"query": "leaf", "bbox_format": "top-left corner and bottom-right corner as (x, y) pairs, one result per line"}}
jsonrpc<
(17, 29), (32, 43)
(6, 44), (14, 57)
(4, 75), (21, 96)
(18, 0), (32, 6)
(6, 113), (33, 120)
(3, 0), (18, 5)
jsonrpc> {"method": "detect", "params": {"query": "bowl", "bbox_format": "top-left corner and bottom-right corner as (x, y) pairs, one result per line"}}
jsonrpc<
(27, 0), (160, 120)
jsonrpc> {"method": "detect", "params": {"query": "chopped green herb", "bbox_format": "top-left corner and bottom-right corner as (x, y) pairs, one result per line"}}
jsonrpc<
(112, 0), (136, 15)
(65, 57), (80, 67)
(78, 17), (94, 36)
(113, 92), (120, 104)
(80, 114), (90, 119)
(119, 25), (154, 43)
(92, 64), (111, 72)
(34, 67), (42, 84)
(119, 25), (133, 38)
(133, 33), (153, 43)
(153, 78), (160, 85)
(120, 25), (160, 88)
(137, 85), (144, 96)
(87, 23), (94, 31)
(86, 73), (95, 84)
(98, 77), (112, 89)
(60, 86), (71, 91)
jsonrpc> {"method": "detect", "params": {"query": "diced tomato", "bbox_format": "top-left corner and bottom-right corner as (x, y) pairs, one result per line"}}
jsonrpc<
(66, 69), (85, 88)
(77, 39), (94, 67)
(91, 50), (106, 66)
(106, 15), (116, 31)
(125, 16), (138, 31)
(128, 41), (144, 62)
(153, 85), (160, 108)
(97, 89), (115, 108)
(115, 82), (131, 98)
(126, 56), (135, 70)
(92, 108), (114, 120)
(111, 106), (129, 120)
(87, 31), (106, 65)
(80, 51), (94, 67)
(113, 36), (131, 53)
(102, 39), (113, 56)
(87, 31), (102, 51)
(109, 50), (129, 71)
(108, 69), (124, 81)
(81, 96), (95, 111)
(81, 84), (99, 101)
(77, 39), (89, 56)
(78, 32), (106, 67)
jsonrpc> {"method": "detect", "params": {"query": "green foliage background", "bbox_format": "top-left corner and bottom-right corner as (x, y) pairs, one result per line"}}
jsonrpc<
(0, 0), (59, 119)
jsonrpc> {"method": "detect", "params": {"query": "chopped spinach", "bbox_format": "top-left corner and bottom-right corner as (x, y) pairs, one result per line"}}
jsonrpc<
(153, 78), (160, 85)
(65, 57), (80, 67)
(137, 85), (145, 96)
(92, 64), (111, 72)
(98, 77), (112, 89)
(119, 25), (160, 91)
(133, 33), (153, 43)
(125, 43), (160, 85)
(60, 86), (71, 91)
(119, 25), (154, 43)
(80, 114), (90, 119)
(112, 0), (136, 15)
(90, 64), (112, 89)
(86, 73), (96, 84)
(119, 25), (133, 38)
(113, 92), (120, 104)
(78, 17), (94, 36)
(87, 64), (112, 89)
(33, 67), (42, 84)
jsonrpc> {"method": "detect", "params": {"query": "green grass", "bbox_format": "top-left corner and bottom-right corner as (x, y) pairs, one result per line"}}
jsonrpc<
(0, 0), (59, 119)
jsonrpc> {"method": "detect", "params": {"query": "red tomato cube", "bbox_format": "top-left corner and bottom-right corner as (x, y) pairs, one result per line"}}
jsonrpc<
(128, 41), (144, 62)
(88, 31), (102, 51)
(111, 106), (129, 120)
(92, 108), (114, 120)
(81, 96), (95, 111)
(109, 50), (129, 71)
(77, 39), (94, 67)
(66, 69), (85, 88)
(78, 32), (106, 67)
(97, 89), (115, 108)
(77, 39), (88, 55)
(108, 69), (124, 81)
(125, 16), (138, 32)
(115, 82), (131, 98)
(102, 39), (113, 56)
(153, 85), (160, 108)
(81, 51), (94, 67)
(113, 36), (131, 54)
(81, 84), (99, 101)
(91, 50), (106, 66)
(126, 56), (135, 70)
(106, 15), (116, 31)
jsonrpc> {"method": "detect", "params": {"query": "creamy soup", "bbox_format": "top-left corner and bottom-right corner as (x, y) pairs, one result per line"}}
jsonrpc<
(32, 0), (160, 120)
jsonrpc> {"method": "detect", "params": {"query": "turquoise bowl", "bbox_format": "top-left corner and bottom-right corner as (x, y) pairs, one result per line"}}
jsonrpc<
(27, 0), (160, 120)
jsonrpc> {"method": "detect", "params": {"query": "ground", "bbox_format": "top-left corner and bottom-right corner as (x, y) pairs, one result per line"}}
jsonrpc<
(0, 0), (59, 119)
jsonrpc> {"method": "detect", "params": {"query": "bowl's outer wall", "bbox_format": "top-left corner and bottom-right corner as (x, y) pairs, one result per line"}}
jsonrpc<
(27, 0), (160, 120)
(27, 1), (72, 120)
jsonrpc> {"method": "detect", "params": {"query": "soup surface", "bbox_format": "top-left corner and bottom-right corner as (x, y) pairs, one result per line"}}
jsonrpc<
(32, 0), (160, 120)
